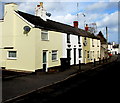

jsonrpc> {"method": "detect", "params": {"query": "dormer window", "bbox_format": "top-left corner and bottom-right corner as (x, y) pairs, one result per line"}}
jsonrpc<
(41, 30), (48, 41)
(67, 34), (70, 43)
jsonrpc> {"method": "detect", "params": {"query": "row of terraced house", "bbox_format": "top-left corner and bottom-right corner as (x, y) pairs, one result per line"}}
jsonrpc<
(0, 3), (108, 72)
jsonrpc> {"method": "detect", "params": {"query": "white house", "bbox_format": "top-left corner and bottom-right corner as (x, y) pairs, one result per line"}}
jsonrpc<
(62, 32), (83, 65)
(108, 42), (119, 55)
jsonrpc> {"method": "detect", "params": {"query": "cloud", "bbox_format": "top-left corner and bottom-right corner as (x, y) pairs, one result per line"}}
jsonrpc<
(50, 13), (76, 25)
(85, 2), (118, 14)
(109, 0), (119, 2)
(96, 11), (118, 42)
(0, 0), (111, 2)
(1, 1), (119, 43)
(97, 11), (118, 28)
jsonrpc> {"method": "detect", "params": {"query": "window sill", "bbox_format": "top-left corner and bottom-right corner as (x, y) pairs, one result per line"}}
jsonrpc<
(41, 40), (49, 41)
(52, 60), (58, 62)
(7, 58), (17, 60)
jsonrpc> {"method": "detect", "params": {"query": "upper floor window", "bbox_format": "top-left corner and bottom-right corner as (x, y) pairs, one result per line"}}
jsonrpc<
(87, 51), (90, 59)
(78, 35), (80, 44)
(67, 34), (70, 43)
(97, 40), (99, 47)
(8, 51), (17, 59)
(41, 30), (48, 40)
(83, 37), (87, 46)
(92, 39), (94, 47)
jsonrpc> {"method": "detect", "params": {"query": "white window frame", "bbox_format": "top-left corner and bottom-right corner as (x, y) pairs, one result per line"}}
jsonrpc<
(97, 40), (99, 47)
(52, 50), (58, 61)
(41, 29), (49, 41)
(87, 51), (90, 60)
(7, 51), (17, 60)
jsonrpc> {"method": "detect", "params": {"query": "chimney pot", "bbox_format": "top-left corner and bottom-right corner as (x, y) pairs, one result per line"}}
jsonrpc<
(73, 21), (78, 28)
(85, 24), (89, 31)
(37, 5), (40, 7)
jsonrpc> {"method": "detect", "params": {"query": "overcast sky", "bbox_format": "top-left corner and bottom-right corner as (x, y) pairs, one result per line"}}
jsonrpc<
(0, 0), (119, 43)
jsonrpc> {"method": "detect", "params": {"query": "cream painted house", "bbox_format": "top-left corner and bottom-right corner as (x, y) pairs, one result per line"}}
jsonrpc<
(97, 31), (108, 59)
(90, 38), (101, 62)
(0, 3), (63, 72)
(0, 20), (3, 67)
(0, 3), (101, 72)
(82, 31), (100, 64)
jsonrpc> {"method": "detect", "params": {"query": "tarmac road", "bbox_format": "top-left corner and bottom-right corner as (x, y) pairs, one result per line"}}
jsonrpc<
(2, 55), (119, 103)
(49, 55), (120, 103)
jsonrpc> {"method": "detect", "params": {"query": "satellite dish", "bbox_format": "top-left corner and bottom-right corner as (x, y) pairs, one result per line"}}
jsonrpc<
(23, 26), (31, 32)
(23, 26), (31, 35)
(46, 12), (51, 17)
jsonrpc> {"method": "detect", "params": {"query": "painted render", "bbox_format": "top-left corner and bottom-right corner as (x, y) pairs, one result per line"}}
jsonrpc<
(0, 20), (3, 67)
(82, 37), (90, 64)
(62, 33), (83, 65)
(0, 3), (62, 72)
(82, 37), (100, 64)
(90, 38), (101, 62)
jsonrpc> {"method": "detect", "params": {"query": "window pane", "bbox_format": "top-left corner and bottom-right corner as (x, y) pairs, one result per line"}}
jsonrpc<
(52, 51), (57, 60)
(41, 30), (48, 40)
(8, 51), (17, 58)
(67, 34), (70, 43)
(43, 52), (47, 63)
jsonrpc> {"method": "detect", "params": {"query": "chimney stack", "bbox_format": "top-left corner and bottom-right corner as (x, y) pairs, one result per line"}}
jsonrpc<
(73, 21), (78, 28)
(35, 2), (47, 21)
(85, 24), (89, 31)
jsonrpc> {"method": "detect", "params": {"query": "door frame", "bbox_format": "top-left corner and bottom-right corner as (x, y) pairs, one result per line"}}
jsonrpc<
(42, 50), (48, 72)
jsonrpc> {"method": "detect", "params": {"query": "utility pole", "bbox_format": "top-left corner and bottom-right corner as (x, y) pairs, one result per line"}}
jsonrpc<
(106, 26), (108, 43)
(106, 26), (108, 58)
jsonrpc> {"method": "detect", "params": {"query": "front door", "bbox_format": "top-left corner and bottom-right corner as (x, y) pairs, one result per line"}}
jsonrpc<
(67, 49), (71, 65)
(74, 48), (76, 65)
(43, 51), (47, 72)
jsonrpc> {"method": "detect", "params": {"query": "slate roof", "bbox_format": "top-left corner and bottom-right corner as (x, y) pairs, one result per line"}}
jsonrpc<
(16, 10), (99, 39)
(97, 31), (107, 44)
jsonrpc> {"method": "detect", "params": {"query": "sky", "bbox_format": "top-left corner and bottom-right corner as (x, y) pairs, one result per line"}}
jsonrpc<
(0, 0), (119, 43)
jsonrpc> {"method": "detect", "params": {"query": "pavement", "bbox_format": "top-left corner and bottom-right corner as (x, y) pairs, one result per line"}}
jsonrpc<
(2, 55), (118, 102)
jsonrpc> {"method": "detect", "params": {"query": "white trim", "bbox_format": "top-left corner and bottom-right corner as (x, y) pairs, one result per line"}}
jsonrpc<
(41, 30), (49, 41)
(14, 11), (35, 28)
(7, 50), (17, 60)
(0, 20), (4, 22)
(52, 50), (58, 61)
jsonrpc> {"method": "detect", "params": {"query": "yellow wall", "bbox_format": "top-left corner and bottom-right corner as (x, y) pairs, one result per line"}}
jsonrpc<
(0, 21), (3, 67)
(82, 37), (101, 64)
(82, 37), (90, 64)
(1, 3), (63, 72)
(90, 39), (101, 62)
(35, 29), (63, 70)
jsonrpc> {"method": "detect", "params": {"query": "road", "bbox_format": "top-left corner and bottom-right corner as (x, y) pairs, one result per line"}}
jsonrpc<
(50, 55), (120, 103)
(3, 55), (120, 103)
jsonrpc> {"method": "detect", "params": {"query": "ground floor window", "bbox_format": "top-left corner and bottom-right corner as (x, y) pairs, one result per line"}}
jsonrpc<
(52, 50), (58, 61)
(87, 51), (90, 59)
(97, 51), (99, 59)
(8, 51), (17, 59)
